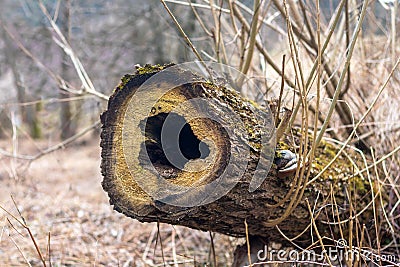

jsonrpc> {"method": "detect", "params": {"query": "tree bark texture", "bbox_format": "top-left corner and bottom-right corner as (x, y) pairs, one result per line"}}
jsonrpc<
(100, 64), (386, 246)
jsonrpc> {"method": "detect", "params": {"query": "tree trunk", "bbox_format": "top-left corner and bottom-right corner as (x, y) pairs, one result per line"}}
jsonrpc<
(59, 0), (77, 140)
(100, 64), (388, 248)
(2, 25), (42, 139)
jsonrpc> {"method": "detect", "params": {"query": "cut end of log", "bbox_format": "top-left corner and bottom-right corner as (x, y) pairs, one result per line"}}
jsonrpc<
(101, 63), (274, 214)
(100, 63), (378, 243)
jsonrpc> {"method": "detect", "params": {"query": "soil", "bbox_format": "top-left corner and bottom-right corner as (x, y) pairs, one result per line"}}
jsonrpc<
(0, 136), (234, 266)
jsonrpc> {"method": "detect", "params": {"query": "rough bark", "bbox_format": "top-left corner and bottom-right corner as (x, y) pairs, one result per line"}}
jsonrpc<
(100, 64), (383, 246)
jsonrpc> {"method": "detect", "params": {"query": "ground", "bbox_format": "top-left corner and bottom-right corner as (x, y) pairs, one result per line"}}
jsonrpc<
(0, 135), (234, 266)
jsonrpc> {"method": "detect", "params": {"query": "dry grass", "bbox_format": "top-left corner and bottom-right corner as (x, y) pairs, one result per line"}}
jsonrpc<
(0, 137), (237, 266)
(0, 0), (400, 266)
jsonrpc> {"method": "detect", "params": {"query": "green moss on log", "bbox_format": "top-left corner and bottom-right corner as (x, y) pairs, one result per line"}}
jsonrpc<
(101, 63), (384, 245)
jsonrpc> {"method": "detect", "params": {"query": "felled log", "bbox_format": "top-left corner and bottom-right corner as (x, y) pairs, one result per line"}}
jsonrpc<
(100, 63), (380, 245)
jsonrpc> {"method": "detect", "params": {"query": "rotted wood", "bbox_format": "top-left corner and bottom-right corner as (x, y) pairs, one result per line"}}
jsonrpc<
(100, 63), (383, 246)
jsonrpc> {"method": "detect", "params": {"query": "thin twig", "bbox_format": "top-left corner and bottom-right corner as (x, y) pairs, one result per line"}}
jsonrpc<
(232, 3), (296, 89)
(8, 230), (33, 267)
(305, 198), (333, 266)
(228, 0), (239, 34)
(308, 58), (400, 185)
(315, 0), (369, 146)
(340, 0), (351, 97)
(0, 13), (108, 101)
(156, 222), (166, 267)
(1, 197), (47, 267)
(237, 0), (260, 86)
(186, 0), (212, 36)
(47, 232), (52, 267)
(37, 1), (109, 101)
(275, 54), (286, 126)
(271, 0), (314, 47)
(160, 1), (207, 68)
(283, 0), (350, 136)
(209, 0), (222, 63)
(165, 0), (230, 12)
(0, 120), (101, 161)
(308, 0), (322, 183)
(0, 19), (60, 85)
(209, 232), (217, 267)
(244, 219), (252, 267)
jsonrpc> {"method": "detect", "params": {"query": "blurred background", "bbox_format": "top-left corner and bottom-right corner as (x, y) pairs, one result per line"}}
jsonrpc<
(0, 0), (397, 142)
(0, 0), (399, 266)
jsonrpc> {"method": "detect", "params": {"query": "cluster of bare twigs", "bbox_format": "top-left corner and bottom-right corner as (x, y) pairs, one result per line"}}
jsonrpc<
(0, 2), (109, 264)
(0, 0), (107, 175)
(161, 0), (400, 265)
(0, 0), (399, 266)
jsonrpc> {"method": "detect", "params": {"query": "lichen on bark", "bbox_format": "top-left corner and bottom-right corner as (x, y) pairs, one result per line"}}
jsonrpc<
(101, 63), (383, 245)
